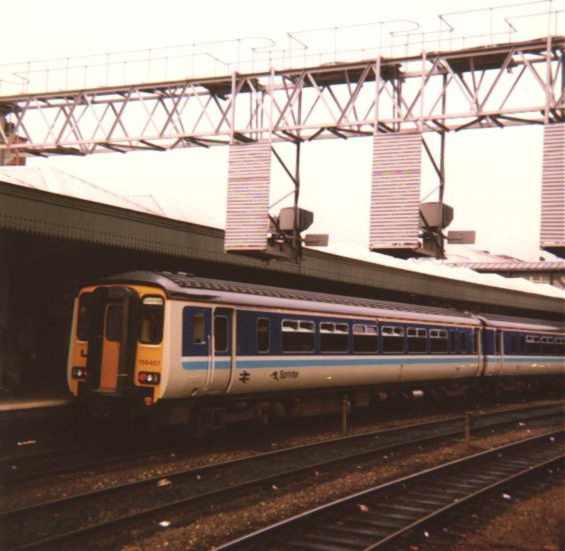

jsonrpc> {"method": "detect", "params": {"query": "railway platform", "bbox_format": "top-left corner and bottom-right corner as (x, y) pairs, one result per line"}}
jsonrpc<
(0, 392), (71, 413)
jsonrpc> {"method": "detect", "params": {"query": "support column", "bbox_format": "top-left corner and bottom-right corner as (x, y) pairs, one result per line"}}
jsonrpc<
(0, 107), (26, 166)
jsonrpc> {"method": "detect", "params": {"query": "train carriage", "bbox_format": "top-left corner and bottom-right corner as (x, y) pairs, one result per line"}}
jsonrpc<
(67, 271), (565, 425)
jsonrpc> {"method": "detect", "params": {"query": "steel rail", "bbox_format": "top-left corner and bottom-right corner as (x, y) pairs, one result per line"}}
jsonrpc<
(216, 429), (565, 551)
(1, 402), (563, 551)
(0, 431), (199, 487)
(1, 399), (561, 487)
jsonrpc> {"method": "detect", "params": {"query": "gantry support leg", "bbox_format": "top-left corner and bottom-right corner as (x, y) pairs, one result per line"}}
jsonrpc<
(0, 107), (25, 166)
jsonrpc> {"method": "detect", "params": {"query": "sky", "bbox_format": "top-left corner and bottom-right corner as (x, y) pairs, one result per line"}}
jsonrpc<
(2, 0), (563, 262)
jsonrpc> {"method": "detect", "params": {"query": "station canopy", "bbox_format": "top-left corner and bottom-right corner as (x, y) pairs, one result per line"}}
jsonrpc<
(0, 166), (563, 317)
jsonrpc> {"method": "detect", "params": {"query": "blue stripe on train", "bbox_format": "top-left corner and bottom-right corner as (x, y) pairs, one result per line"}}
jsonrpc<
(181, 355), (563, 372)
(182, 356), (477, 371)
(486, 355), (563, 362)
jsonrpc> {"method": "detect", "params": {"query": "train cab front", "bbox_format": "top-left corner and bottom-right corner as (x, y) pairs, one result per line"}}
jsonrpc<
(67, 283), (166, 417)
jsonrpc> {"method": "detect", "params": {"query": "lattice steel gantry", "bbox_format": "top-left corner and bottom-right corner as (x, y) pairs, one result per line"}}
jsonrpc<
(0, 36), (563, 156)
(1, 16), (564, 260)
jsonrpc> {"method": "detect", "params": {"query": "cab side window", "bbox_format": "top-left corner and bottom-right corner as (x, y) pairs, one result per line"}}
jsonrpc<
(77, 293), (92, 341)
(139, 297), (164, 345)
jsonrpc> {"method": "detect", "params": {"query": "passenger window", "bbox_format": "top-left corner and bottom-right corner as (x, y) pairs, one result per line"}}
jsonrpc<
(257, 318), (270, 353)
(511, 334), (523, 355)
(541, 336), (555, 355)
(105, 304), (123, 342)
(353, 324), (379, 353)
(525, 335), (540, 355)
(320, 322), (349, 353)
(284, 320), (299, 331)
(430, 329), (448, 353)
(282, 319), (314, 353)
(139, 296), (164, 345)
(192, 314), (206, 345)
(407, 327), (427, 353)
(451, 331), (467, 355)
(382, 325), (405, 354)
(214, 316), (228, 353)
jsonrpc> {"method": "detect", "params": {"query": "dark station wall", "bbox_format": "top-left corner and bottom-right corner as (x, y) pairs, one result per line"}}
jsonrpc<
(0, 230), (444, 394)
(1, 227), (562, 396)
(2, 231), (411, 394)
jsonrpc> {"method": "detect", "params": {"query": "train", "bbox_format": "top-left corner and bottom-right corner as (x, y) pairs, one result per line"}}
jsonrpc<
(67, 271), (565, 428)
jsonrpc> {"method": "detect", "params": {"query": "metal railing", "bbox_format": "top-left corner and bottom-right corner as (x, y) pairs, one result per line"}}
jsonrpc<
(0, 1), (562, 96)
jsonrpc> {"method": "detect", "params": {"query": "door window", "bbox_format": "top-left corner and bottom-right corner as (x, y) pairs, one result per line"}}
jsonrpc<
(214, 316), (228, 353)
(105, 304), (123, 342)
(192, 313), (206, 344)
(257, 318), (270, 353)
(182, 307), (212, 356)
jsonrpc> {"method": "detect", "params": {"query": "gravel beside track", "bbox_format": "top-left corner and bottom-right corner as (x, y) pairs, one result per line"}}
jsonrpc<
(2, 398), (559, 490)
(216, 429), (565, 550)
(1, 402), (563, 551)
(398, 465), (565, 550)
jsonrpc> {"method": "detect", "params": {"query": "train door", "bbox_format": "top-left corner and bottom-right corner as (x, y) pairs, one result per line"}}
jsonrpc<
(84, 286), (139, 395)
(208, 308), (234, 394)
(99, 302), (123, 391)
(494, 330), (504, 376)
(184, 307), (212, 390)
(183, 306), (234, 393)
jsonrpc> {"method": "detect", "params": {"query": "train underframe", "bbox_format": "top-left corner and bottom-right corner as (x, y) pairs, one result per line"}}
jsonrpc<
(77, 374), (563, 433)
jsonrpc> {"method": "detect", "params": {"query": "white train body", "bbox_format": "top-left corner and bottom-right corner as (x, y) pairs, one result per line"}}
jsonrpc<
(67, 271), (565, 421)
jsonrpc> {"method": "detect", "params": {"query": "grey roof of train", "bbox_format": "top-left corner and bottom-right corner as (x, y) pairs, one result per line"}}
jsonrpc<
(172, 275), (456, 316)
(105, 270), (461, 315)
(102, 271), (564, 331)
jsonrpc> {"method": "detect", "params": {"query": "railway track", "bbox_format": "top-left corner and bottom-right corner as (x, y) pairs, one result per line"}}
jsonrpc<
(217, 429), (565, 550)
(1, 402), (562, 550)
(0, 427), (190, 487)
(400, 460), (565, 550)
(0, 399), (559, 486)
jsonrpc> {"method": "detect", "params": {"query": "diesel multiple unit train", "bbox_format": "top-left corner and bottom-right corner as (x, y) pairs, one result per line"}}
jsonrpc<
(67, 271), (565, 426)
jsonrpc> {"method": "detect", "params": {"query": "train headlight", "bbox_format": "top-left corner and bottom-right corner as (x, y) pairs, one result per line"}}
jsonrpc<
(72, 367), (87, 379)
(138, 372), (161, 385)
